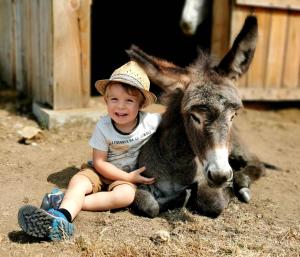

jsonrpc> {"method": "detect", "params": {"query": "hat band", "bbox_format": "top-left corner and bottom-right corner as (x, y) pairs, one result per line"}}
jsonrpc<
(110, 74), (146, 90)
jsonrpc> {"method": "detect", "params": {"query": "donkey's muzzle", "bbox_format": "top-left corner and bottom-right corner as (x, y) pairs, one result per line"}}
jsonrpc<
(206, 168), (233, 188)
(204, 147), (233, 187)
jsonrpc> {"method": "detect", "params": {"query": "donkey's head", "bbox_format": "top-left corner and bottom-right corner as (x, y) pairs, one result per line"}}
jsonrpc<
(127, 16), (258, 188)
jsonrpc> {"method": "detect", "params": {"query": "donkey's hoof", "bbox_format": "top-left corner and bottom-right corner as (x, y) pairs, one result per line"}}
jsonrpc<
(239, 187), (251, 203)
(133, 189), (160, 218)
(133, 203), (159, 218)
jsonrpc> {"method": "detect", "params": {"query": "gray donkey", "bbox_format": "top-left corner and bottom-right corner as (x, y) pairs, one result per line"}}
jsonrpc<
(127, 15), (266, 218)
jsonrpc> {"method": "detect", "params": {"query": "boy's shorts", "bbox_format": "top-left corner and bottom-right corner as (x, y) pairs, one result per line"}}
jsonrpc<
(77, 163), (136, 193)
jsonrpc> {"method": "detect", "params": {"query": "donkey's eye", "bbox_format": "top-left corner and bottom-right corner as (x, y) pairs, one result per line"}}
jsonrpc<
(191, 113), (201, 124)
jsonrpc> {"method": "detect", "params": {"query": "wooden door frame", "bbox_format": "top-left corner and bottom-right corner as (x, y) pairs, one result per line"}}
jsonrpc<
(52, 0), (91, 110)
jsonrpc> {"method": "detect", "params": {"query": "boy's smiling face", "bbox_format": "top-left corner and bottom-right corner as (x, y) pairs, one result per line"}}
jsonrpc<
(105, 83), (142, 133)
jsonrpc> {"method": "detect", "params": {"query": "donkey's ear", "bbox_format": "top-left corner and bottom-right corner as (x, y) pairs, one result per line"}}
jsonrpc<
(126, 45), (191, 92)
(216, 15), (258, 81)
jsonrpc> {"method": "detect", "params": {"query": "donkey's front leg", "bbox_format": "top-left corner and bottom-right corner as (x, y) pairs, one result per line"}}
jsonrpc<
(232, 161), (265, 203)
(132, 188), (160, 218)
(229, 128), (266, 203)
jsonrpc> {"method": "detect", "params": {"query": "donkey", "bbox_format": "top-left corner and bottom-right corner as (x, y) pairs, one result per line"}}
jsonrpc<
(127, 15), (264, 218)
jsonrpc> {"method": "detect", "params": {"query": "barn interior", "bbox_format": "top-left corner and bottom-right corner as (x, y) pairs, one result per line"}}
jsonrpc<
(90, 0), (212, 97)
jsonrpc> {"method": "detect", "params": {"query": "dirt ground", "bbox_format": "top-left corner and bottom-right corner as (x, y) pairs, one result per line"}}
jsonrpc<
(0, 88), (300, 257)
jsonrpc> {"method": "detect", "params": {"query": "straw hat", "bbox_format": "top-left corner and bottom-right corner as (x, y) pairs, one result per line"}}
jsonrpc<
(95, 61), (157, 107)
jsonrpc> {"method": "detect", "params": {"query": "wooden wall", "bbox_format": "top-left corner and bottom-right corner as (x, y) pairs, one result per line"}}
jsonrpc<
(14, 0), (53, 104)
(2, 0), (300, 106)
(0, 0), (15, 88)
(0, 0), (91, 110)
(211, 0), (300, 100)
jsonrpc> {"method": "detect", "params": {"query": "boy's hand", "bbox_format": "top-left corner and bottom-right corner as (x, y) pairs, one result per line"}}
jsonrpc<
(127, 166), (155, 184)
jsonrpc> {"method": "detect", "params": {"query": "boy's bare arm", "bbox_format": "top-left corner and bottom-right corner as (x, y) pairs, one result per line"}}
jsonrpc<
(92, 149), (154, 184)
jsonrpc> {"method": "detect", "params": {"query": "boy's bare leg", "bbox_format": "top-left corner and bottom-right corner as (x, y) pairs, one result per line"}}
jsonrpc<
(59, 174), (93, 220)
(82, 184), (135, 211)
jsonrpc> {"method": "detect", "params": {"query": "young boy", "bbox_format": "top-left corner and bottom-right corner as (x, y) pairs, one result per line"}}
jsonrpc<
(18, 61), (161, 241)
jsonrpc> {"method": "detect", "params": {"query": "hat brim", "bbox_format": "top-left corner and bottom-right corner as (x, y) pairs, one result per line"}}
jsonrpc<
(95, 78), (157, 107)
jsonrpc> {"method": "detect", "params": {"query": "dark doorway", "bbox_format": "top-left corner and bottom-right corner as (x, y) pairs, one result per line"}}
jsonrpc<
(91, 0), (212, 97)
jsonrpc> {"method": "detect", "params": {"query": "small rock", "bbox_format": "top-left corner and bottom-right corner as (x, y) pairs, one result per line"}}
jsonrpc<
(17, 126), (44, 144)
(256, 213), (263, 219)
(18, 126), (42, 139)
(151, 230), (170, 243)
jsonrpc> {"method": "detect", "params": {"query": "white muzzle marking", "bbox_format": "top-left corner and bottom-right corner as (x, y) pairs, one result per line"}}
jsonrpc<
(203, 146), (232, 183)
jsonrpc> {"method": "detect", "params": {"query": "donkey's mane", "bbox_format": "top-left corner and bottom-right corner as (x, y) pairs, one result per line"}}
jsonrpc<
(187, 48), (225, 86)
(156, 88), (195, 160)
(159, 89), (184, 129)
(189, 48), (215, 73)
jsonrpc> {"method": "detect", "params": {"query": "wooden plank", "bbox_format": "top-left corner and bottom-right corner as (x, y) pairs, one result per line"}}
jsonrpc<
(282, 12), (300, 88)
(53, 0), (84, 110)
(18, 0), (32, 96)
(22, 1), (30, 93)
(39, 0), (53, 106)
(15, 1), (26, 92)
(247, 8), (271, 88)
(30, 0), (41, 101)
(52, 0), (91, 110)
(236, 0), (300, 11)
(211, 0), (231, 60)
(78, 0), (92, 108)
(239, 87), (300, 100)
(0, 0), (15, 87)
(265, 10), (288, 88)
(38, 0), (46, 104)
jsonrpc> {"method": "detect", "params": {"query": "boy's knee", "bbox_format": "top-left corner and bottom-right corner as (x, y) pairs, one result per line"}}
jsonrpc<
(68, 174), (93, 192)
(70, 174), (89, 184)
(113, 185), (135, 206)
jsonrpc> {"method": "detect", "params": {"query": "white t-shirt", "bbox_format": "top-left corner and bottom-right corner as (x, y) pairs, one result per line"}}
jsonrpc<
(89, 111), (161, 172)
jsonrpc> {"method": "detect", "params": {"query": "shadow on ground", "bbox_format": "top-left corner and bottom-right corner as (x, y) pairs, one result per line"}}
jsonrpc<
(8, 231), (47, 244)
(47, 166), (80, 189)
